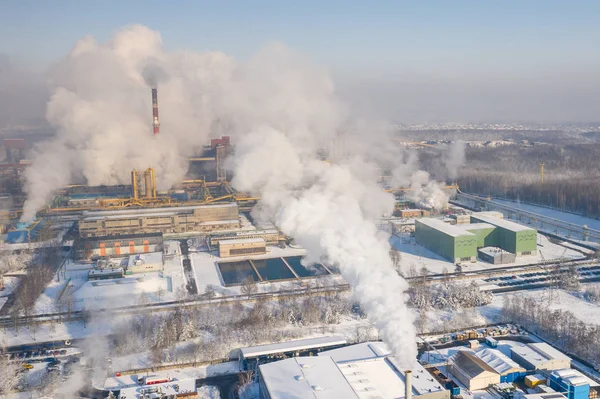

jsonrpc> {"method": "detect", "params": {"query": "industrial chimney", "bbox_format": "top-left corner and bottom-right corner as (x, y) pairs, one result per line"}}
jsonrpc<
(405, 370), (413, 399)
(152, 88), (160, 136)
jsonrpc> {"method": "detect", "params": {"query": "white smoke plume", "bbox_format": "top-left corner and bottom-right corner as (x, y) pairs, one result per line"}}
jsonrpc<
(22, 25), (234, 220)
(23, 25), (429, 365)
(445, 140), (465, 180)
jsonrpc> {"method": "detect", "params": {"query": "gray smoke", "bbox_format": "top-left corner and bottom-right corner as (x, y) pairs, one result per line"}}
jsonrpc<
(445, 140), (465, 180)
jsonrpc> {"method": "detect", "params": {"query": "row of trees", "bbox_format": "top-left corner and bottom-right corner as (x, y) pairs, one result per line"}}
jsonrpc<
(503, 294), (600, 368)
(408, 280), (493, 310)
(107, 291), (356, 368)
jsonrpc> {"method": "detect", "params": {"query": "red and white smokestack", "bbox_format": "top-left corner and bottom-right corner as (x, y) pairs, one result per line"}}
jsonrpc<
(152, 88), (160, 136)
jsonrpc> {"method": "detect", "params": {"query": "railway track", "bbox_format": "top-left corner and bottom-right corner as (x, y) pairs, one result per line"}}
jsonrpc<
(0, 283), (351, 328)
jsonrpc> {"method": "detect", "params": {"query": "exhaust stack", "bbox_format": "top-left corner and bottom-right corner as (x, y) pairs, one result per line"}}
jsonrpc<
(405, 370), (412, 399)
(152, 88), (160, 136)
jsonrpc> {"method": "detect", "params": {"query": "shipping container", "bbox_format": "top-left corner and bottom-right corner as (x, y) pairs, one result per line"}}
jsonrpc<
(525, 374), (546, 388)
(485, 337), (498, 348)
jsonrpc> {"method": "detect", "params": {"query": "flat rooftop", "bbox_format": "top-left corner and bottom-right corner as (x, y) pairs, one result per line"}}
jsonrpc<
(219, 237), (266, 246)
(320, 342), (446, 398)
(471, 214), (534, 233)
(510, 343), (571, 367)
(417, 218), (475, 238)
(259, 356), (359, 399)
(118, 377), (196, 399)
(461, 223), (495, 231)
(478, 246), (513, 256)
(239, 336), (347, 359)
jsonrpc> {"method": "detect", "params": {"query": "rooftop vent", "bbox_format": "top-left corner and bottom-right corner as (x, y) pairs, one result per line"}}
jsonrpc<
(312, 385), (323, 391)
(295, 375), (305, 381)
(300, 364), (311, 369)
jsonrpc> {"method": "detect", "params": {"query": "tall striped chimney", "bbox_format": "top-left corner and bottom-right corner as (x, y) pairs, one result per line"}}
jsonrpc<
(152, 88), (160, 136)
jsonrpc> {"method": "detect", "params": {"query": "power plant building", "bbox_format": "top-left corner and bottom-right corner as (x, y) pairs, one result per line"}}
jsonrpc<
(78, 203), (239, 237)
(415, 213), (537, 263)
(415, 218), (478, 262)
(448, 350), (501, 390)
(470, 213), (537, 256)
(510, 343), (571, 371)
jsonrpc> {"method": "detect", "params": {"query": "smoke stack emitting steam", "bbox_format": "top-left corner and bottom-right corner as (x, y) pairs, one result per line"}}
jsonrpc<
(152, 88), (160, 136)
(21, 25), (466, 368)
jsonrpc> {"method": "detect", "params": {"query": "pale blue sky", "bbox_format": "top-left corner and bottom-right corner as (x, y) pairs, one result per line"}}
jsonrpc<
(1, 0), (599, 122)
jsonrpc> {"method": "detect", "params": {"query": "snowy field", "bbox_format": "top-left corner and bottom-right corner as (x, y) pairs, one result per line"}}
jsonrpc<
(480, 284), (600, 325)
(390, 232), (586, 275)
(492, 199), (600, 231)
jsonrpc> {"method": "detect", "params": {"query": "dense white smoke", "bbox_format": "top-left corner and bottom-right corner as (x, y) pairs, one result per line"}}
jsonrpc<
(21, 24), (468, 365)
(22, 25), (235, 220)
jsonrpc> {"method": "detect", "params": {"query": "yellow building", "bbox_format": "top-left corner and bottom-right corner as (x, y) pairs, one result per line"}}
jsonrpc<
(219, 238), (267, 258)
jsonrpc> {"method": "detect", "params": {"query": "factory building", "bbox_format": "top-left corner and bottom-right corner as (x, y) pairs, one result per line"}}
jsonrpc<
(473, 348), (527, 383)
(510, 343), (571, 371)
(219, 238), (266, 258)
(3, 138), (26, 164)
(209, 229), (284, 247)
(74, 233), (163, 260)
(548, 369), (600, 399)
(78, 203), (239, 237)
(415, 218), (478, 262)
(471, 213), (537, 256)
(415, 214), (537, 263)
(6, 220), (45, 243)
(258, 341), (449, 399)
(126, 252), (163, 273)
(448, 350), (501, 390)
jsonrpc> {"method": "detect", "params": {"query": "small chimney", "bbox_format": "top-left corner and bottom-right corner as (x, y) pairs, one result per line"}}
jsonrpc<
(152, 88), (160, 136)
(405, 370), (413, 399)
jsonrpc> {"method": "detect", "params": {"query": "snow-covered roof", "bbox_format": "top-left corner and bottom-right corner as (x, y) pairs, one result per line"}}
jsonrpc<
(478, 246), (513, 256)
(471, 214), (534, 233)
(198, 219), (239, 226)
(321, 342), (446, 398)
(127, 251), (163, 266)
(450, 350), (497, 378)
(474, 347), (525, 375)
(319, 341), (390, 363)
(417, 218), (475, 238)
(259, 356), (359, 399)
(510, 343), (571, 367)
(522, 393), (567, 399)
(550, 369), (599, 387)
(219, 237), (265, 246)
(118, 377), (197, 399)
(461, 223), (495, 231)
(239, 336), (347, 359)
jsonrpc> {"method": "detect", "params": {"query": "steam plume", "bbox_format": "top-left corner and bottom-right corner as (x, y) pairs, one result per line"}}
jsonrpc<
(445, 140), (465, 180)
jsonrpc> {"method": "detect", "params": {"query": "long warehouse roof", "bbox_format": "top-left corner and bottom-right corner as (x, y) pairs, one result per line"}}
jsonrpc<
(471, 214), (534, 232)
(81, 202), (237, 218)
(417, 218), (475, 238)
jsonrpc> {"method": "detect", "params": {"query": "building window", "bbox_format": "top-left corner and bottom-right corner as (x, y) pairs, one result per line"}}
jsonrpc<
(460, 257), (471, 261)
(229, 247), (266, 256)
(521, 251), (532, 255)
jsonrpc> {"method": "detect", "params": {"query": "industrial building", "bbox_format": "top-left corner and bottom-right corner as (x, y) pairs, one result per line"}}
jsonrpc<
(473, 348), (527, 383)
(78, 203), (239, 237)
(219, 237), (266, 258)
(398, 209), (431, 218)
(471, 213), (537, 256)
(126, 252), (163, 273)
(74, 233), (163, 259)
(510, 343), (572, 371)
(415, 213), (537, 263)
(448, 350), (501, 390)
(415, 218), (478, 262)
(209, 229), (284, 247)
(548, 369), (600, 399)
(258, 341), (449, 399)
(6, 219), (45, 243)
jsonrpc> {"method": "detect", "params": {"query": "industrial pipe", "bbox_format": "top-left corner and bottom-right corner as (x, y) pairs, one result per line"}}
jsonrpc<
(405, 370), (412, 399)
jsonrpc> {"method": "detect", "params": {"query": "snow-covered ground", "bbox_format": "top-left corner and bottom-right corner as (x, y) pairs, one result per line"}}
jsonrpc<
(0, 276), (20, 297)
(104, 361), (239, 390)
(492, 199), (600, 231)
(479, 284), (600, 325)
(390, 232), (586, 275)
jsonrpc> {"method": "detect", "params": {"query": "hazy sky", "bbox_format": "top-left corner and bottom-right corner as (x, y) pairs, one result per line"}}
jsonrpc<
(1, 0), (599, 124)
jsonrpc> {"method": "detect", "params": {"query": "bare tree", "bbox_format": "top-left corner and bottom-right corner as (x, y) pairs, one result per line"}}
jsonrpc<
(0, 345), (23, 395)
(156, 286), (165, 302)
(240, 276), (257, 297)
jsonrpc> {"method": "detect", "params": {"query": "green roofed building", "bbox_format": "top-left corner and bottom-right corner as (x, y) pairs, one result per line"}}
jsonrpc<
(415, 214), (537, 264)
(470, 214), (537, 256)
(415, 218), (478, 263)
